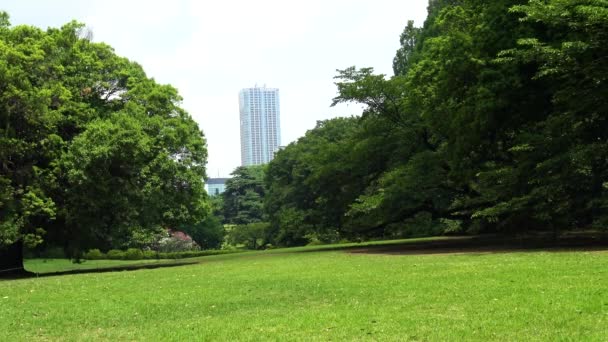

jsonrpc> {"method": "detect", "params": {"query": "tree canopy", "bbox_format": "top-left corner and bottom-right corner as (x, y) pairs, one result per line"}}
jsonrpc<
(263, 0), (608, 247)
(222, 165), (266, 225)
(0, 15), (210, 273)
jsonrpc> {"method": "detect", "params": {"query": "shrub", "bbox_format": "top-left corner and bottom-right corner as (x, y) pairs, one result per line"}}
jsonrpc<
(306, 239), (324, 246)
(155, 235), (200, 252)
(180, 215), (225, 250)
(227, 222), (270, 250)
(160, 252), (179, 259)
(176, 251), (193, 259)
(152, 250), (239, 259)
(143, 250), (158, 259)
(77, 248), (240, 261)
(83, 249), (105, 260)
(106, 249), (125, 260)
(124, 248), (144, 260)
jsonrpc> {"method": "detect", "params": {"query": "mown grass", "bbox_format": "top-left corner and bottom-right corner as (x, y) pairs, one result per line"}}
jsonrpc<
(21, 237), (453, 274)
(2, 242), (608, 341)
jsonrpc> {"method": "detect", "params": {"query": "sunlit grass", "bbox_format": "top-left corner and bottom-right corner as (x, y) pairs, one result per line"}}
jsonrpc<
(23, 236), (455, 274)
(3, 242), (607, 340)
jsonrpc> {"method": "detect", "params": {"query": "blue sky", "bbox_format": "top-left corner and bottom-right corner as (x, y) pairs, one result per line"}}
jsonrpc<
(1, 0), (428, 177)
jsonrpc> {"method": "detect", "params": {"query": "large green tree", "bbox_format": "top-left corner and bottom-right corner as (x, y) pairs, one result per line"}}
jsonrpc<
(222, 165), (266, 225)
(266, 0), (608, 246)
(0, 16), (209, 275)
(472, 0), (608, 231)
(265, 118), (363, 245)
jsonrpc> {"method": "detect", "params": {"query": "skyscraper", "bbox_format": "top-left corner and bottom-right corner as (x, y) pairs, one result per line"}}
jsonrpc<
(239, 86), (281, 166)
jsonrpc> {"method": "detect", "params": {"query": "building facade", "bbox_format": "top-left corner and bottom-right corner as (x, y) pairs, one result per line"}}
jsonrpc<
(205, 178), (229, 196)
(239, 86), (281, 166)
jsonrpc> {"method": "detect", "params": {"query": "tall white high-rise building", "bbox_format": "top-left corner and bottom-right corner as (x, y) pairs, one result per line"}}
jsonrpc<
(239, 86), (281, 166)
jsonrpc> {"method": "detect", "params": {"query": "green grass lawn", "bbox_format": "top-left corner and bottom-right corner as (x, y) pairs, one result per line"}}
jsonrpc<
(20, 237), (458, 275)
(2, 243), (608, 340)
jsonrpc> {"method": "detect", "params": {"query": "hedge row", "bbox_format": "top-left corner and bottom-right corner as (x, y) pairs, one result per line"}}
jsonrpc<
(83, 248), (240, 260)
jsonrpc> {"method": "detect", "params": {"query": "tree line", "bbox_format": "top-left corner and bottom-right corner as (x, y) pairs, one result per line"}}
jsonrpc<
(2, 0), (606, 270)
(222, 0), (608, 248)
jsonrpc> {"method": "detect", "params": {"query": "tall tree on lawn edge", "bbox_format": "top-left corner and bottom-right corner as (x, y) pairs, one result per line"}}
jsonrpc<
(0, 14), (210, 276)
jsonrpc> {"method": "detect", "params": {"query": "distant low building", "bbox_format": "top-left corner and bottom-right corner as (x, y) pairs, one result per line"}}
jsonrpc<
(205, 178), (229, 196)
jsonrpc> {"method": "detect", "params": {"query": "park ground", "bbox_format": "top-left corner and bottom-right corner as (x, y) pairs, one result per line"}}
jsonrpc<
(1, 236), (607, 341)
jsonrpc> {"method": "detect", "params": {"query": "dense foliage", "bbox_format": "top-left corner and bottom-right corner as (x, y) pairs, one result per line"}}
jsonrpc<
(0, 15), (210, 271)
(264, 0), (608, 246)
(180, 214), (225, 250)
(222, 165), (266, 225)
(2, 0), (606, 258)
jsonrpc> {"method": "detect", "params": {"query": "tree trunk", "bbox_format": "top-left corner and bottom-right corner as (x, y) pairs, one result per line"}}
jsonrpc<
(0, 240), (29, 277)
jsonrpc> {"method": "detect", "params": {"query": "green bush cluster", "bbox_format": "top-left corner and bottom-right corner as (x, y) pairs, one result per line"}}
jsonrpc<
(81, 248), (239, 261)
(83, 249), (105, 260)
(106, 250), (125, 260)
(124, 248), (144, 260)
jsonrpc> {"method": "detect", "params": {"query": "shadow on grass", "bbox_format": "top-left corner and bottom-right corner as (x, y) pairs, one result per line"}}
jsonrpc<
(2, 260), (200, 280)
(347, 233), (608, 256)
(42, 260), (199, 276)
(7, 232), (608, 279)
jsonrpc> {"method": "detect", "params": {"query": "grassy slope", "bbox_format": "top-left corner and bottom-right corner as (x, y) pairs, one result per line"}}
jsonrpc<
(2, 246), (608, 340)
(20, 237), (453, 274)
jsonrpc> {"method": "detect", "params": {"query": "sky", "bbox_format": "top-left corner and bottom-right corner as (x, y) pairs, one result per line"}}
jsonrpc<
(1, 0), (429, 177)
